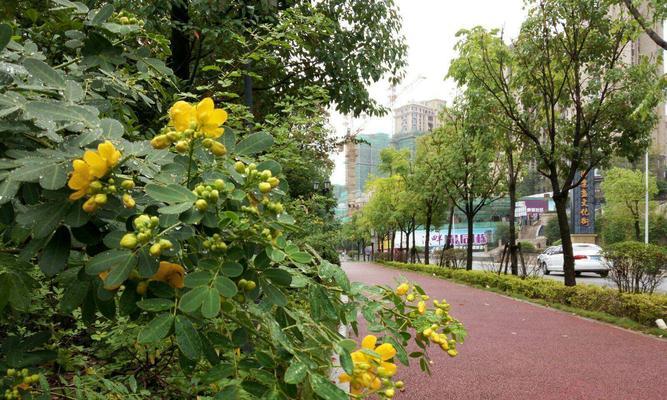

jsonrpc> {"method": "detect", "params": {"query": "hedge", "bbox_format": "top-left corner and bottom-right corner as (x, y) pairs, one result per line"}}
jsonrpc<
(381, 261), (667, 327)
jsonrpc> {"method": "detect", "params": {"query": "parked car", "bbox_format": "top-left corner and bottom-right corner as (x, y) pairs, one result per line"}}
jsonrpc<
(539, 243), (608, 277)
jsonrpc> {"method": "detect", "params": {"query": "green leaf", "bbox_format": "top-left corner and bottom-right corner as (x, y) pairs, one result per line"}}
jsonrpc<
(103, 252), (137, 289)
(137, 314), (173, 344)
(184, 271), (212, 288)
(90, 4), (114, 26)
(284, 360), (308, 384)
(268, 248), (286, 263)
(85, 249), (133, 275)
(236, 132), (274, 155)
(146, 183), (197, 204)
(0, 179), (19, 205)
(202, 363), (234, 384)
(158, 202), (193, 215)
(136, 298), (174, 312)
(262, 279), (286, 307)
(175, 315), (202, 360)
(137, 248), (159, 277)
(59, 280), (90, 313)
(38, 226), (70, 276)
(39, 163), (67, 190)
(178, 286), (207, 313)
(290, 252), (313, 264)
(23, 59), (66, 88)
(277, 213), (295, 225)
(220, 261), (243, 277)
(24, 101), (98, 125)
(213, 276), (237, 298)
(256, 159), (282, 175)
(201, 287), (221, 318)
(100, 118), (123, 139)
(338, 347), (354, 375)
(263, 268), (292, 286)
(0, 24), (11, 52)
(309, 374), (347, 400)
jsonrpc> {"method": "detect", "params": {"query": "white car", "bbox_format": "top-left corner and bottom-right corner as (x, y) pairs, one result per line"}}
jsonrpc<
(539, 243), (608, 277)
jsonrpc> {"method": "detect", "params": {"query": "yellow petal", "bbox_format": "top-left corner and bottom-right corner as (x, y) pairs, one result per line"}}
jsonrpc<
(361, 335), (377, 350)
(68, 188), (87, 200)
(370, 377), (382, 390)
(72, 159), (89, 173)
(375, 343), (396, 361)
(350, 351), (367, 363)
(98, 141), (120, 167)
(169, 101), (195, 132)
(338, 373), (352, 383)
(196, 97), (215, 114)
(150, 261), (186, 289)
(83, 150), (108, 178)
(379, 362), (397, 377)
(202, 126), (224, 139)
(68, 172), (90, 190)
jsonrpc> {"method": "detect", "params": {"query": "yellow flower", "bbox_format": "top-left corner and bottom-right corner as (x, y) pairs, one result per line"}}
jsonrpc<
(68, 141), (121, 203)
(68, 159), (92, 200)
(339, 335), (398, 394)
(395, 282), (409, 296)
(418, 300), (426, 314)
(195, 97), (227, 138)
(150, 261), (186, 289)
(168, 100), (195, 132)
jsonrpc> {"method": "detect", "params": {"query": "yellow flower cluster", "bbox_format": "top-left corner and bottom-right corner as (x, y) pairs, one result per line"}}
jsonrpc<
(339, 335), (400, 398)
(151, 98), (228, 155)
(397, 282), (460, 358)
(67, 141), (122, 212)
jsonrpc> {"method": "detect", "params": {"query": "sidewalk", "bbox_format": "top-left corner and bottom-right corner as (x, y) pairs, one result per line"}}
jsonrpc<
(343, 261), (667, 400)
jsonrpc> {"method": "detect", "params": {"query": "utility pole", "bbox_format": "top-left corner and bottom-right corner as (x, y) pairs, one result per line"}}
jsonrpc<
(645, 151), (649, 244)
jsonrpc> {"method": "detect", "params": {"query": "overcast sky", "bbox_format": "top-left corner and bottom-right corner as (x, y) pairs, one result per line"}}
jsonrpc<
(329, 0), (526, 185)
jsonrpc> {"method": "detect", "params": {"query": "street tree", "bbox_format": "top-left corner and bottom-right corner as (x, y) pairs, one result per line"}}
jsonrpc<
(365, 175), (404, 260)
(450, 0), (663, 285)
(433, 99), (505, 270)
(601, 167), (658, 241)
(414, 135), (449, 265)
(449, 35), (529, 275)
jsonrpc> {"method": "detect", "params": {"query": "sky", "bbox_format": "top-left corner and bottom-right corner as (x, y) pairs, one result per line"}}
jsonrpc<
(329, 0), (527, 185)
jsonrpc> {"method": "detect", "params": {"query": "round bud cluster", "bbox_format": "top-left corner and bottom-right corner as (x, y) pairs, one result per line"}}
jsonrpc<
(202, 138), (227, 156)
(237, 278), (257, 292)
(114, 11), (144, 26)
(120, 215), (172, 256)
(3, 369), (40, 399)
(150, 126), (199, 153)
(234, 161), (280, 195)
(203, 233), (227, 252)
(193, 181), (224, 212)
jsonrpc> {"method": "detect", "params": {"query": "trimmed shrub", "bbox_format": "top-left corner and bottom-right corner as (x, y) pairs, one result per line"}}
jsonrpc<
(602, 241), (667, 294)
(441, 248), (466, 269)
(518, 241), (537, 253)
(381, 261), (667, 327)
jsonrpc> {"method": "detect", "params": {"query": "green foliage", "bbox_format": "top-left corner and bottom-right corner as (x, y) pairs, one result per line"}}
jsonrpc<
(383, 261), (667, 327)
(544, 217), (562, 246)
(602, 241), (667, 294)
(518, 241), (537, 253)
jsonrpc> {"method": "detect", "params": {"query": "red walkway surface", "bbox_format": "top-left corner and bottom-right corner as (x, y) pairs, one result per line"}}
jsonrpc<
(342, 262), (667, 400)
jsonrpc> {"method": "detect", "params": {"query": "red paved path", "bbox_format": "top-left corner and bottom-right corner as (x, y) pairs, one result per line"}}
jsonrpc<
(343, 262), (667, 400)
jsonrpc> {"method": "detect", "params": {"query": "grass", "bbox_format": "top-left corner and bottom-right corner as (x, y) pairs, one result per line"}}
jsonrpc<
(378, 261), (667, 338)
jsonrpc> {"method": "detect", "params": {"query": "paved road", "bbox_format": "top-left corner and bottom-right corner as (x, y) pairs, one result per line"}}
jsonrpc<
(343, 261), (667, 400)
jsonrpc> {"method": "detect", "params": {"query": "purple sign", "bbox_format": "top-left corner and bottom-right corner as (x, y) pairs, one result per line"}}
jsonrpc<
(430, 233), (488, 246)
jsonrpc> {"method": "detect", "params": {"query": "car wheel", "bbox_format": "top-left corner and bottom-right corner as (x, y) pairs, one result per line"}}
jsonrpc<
(542, 263), (550, 275)
(599, 271), (608, 278)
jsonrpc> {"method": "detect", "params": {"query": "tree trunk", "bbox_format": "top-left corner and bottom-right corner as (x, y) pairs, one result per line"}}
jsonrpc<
(634, 217), (641, 242)
(169, 0), (191, 81)
(553, 193), (576, 286)
(404, 230), (410, 263)
(508, 180), (518, 275)
(466, 206), (474, 271)
(412, 227), (416, 263)
(425, 204), (432, 265)
(390, 231), (396, 261)
(446, 206), (455, 250)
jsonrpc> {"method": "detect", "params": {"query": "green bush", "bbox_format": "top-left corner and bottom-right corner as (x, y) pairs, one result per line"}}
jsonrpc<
(602, 241), (667, 294)
(518, 241), (537, 253)
(381, 261), (667, 327)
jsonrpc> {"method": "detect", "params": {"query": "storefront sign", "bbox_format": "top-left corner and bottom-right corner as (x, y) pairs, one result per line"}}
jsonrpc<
(571, 170), (595, 234)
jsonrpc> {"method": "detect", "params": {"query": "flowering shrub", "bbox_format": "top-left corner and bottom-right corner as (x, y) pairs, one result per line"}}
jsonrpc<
(0, 21), (464, 399)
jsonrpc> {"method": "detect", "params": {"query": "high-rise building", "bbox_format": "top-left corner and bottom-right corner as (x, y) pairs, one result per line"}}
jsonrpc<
(391, 99), (446, 155)
(344, 133), (391, 214)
